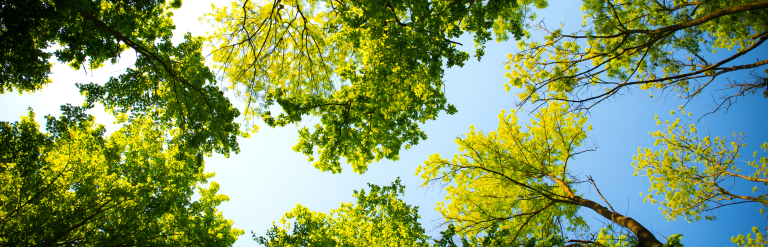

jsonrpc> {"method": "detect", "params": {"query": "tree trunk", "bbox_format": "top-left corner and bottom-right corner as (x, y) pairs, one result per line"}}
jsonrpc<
(573, 196), (663, 247)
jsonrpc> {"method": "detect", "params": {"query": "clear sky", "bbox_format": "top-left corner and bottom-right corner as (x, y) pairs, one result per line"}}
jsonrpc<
(1, 1), (766, 246)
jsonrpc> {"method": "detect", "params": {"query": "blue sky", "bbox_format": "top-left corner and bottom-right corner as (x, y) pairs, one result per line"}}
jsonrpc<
(1, 1), (766, 246)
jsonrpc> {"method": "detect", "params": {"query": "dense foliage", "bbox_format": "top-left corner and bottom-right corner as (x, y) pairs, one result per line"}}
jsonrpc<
(1, 0), (244, 244)
(1, 0), (244, 157)
(255, 179), (567, 247)
(418, 101), (667, 247)
(254, 179), (431, 246)
(3, 0), (766, 246)
(207, 0), (547, 173)
(0, 107), (242, 245)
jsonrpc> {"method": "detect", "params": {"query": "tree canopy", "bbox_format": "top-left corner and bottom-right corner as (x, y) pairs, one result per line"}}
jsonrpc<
(505, 0), (768, 111)
(0, 107), (243, 245)
(633, 108), (768, 223)
(3, 0), (767, 246)
(413, 0), (768, 246)
(2, 0), (245, 157)
(418, 101), (666, 247)
(254, 179), (431, 246)
(1, 0), (245, 244)
(416, 101), (765, 247)
(254, 179), (567, 247)
(206, 0), (547, 173)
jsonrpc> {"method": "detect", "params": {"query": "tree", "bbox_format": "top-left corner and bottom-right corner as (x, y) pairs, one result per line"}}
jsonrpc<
(254, 179), (431, 246)
(206, 0), (548, 173)
(416, 101), (768, 247)
(1, 0), (245, 157)
(2, 2), (246, 243)
(0, 107), (243, 245)
(417, 101), (670, 247)
(504, 0), (768, 111)
(454, 0), (768, 245)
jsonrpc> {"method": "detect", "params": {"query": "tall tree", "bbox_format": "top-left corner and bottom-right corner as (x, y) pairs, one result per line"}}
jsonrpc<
(417, 100), (768, 246)
(497, 0), (768, 245)
(0, 107), (243, 246)
(206, 0), (548, 173)
(417, 101), (665, 247)
(504, 0), (768, 111)
(1, 0), (245, 157)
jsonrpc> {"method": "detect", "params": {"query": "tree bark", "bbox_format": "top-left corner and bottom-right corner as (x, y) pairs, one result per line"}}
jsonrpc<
(573, 196), (663, 247)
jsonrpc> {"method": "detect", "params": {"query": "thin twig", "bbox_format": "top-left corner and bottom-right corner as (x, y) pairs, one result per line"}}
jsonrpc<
(588, 175), (616, 212)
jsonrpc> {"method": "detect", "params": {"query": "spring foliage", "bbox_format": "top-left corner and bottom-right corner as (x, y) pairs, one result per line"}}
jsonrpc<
(634, 108), (768, 246)
(417, 102), (598, 245)
(493, 0), (767, 245)
(254, 179), (430, 246)
(2, 0), (245, 157)
(0, 108), (243, 245)
(206, 0), (547, 173)
(504, 0), (768, 110)
(633, 108), (768, 222)
(1, 0), (244, 244)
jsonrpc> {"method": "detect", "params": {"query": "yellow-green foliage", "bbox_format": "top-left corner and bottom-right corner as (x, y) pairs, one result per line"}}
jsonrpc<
(733, 227), (768, 247)
(504, 0), (768, 105)
(417, 101), (590, 243)
(633, 108), (768, 222)
(255, 179), (430, 246)
(0, 110), (243, 245)
(595, 225), (639, 247)
(206, 0), (545, 173)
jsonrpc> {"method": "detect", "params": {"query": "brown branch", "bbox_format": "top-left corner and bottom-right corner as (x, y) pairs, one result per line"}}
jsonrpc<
(587, 175), (616, 213)
(573, 196), (663, 247)
(648, 2), (768, 36)
(562, 2), (768, 39)
(567, 239), (608, 247)
(539, 32), (768, 105)
(543, 171), (660, 247)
